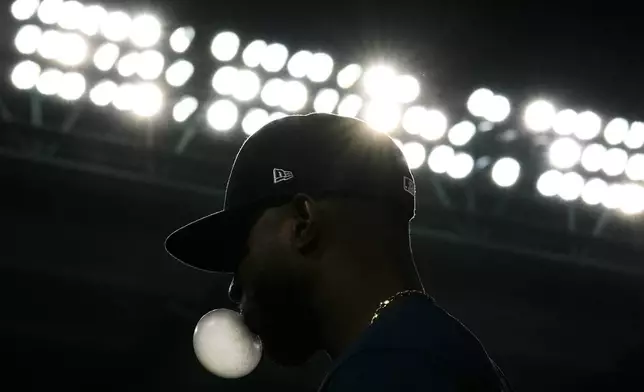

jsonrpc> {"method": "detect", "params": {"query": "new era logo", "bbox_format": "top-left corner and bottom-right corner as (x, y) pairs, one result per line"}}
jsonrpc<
(273, 168), (294, 184)
(403, 176), (416, 196)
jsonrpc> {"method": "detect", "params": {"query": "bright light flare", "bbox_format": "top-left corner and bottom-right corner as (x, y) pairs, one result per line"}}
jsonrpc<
(486, 94), (511, 122)
(36, 68), (63, 95)
(207, 99), (239, 131)
(313, 88), (340, 113)
(620, 184), (644, 215)
(336, 94), (363, 117)
(427, 145), (454, 174)
(602, 148), (628, 177)
(363, 65), (397, 100)
(113, 83), (137, 111)
(137, 50), (165, 80)
(37, 30), (88, 66)
(132, 83), (164, 117)
(37, 0), (64, 25)
(625, 154), (644, 181)
(394, 75), (420, 104)
(625, 122), (644, 150)
(37, 29), (61, 60)
(420, 109), (448, 141)
(536, 170), (563, 197)
(401, 142), (426, 170)
(117, 51), (139, 77)
(280, 80), (308, 112)
(14, 24), (42, 55)
(364, 101), (401, 133)
(242, 108), (269, 136)
(307, 52), (334, 83)
(287, 50), (312, 78)
(58, 72), (86, 101)
(11, 0), (40, 21)
(101, 11), (132, 42)
(581, 178), (608, 206)
(11, 60), (41, 90)
(603, 118), (629, 146)
(580, 144), (606, 173)
(558, 172), (584, 201)
(337, 64), (362, 89)
(131, 14), (162, 48)
(447, 152), (475, 179)
(212, 66), (239, 96)
(166, 60), (194, 87)
(447, 121), (476, 146)
(57, 0), (84, 31)
(170, 27), (195, 53)
(232, 69), (262, 102)
(602, 183), (624, 210)
(467, 88), (493, 117)
(57, 32), (88, 66)
(79, 5), (107, 36)
(242, 40), (267, 68)
(260, 78), (284, 107)
(261, 43), (289, 73)
(94, 43), (120, 71)
(574, 111), (602, 140)
(491, 157), (521, 187)
(173, 96), (198, 122)
(211, 31), (240, 62)
(553, 109), (577, 136)
(89, 79), (118, 106)
(548, 137), (582, 170)
(524, 99), (556, 132)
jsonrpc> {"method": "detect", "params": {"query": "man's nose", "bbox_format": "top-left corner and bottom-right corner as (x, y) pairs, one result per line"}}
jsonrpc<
(228, 276), (242, 304)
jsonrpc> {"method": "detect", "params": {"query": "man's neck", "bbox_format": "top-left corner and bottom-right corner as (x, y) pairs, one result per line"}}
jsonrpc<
(314, 264), (418, 359)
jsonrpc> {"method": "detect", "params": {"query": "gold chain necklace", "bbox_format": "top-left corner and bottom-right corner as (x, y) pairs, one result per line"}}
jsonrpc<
(370, 290), (428, 325)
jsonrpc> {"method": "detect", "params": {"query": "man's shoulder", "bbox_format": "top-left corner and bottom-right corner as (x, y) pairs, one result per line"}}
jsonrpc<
(318, 298), (504, 392)
(319, 346), (503, 392)
(362, 297), (488, 353)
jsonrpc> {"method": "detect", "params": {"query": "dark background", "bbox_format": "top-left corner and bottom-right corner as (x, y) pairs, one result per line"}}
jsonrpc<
(3, 0), (644, 391)
(2, 131), (643, 391)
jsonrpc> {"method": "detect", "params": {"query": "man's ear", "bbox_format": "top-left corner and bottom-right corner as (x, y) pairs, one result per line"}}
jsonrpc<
(289, 193), (319, 253)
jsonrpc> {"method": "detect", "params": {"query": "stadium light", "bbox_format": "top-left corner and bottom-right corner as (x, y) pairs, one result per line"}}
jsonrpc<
(401, 142), (426, 170)
(467, 88), (511, 123)
(211, 31), (240, 62)
(427, 145), (454, 174)
(170, 27), (195, 53)
(173, 96), (199, 123)
(336, 64), (362, 89)
(491, 157), (521, 188)
(207, 99), (239, 131)
(524, 99), (556, 132)
(447, 121), (476, 147)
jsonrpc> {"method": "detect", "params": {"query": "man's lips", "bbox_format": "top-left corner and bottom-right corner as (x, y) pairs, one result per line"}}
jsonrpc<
(240, 300), (261, 336)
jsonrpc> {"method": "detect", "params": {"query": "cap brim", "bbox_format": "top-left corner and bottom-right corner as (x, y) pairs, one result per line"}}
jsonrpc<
(165, 208), (256, 273)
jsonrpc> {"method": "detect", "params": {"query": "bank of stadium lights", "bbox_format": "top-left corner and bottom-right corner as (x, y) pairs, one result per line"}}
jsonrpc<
(205, 30), (482, 181)
(9, 0), (193, 119)
(203, 31), (487, 183)
(522, 99), (644, 214)
(9, 3), (639, 214)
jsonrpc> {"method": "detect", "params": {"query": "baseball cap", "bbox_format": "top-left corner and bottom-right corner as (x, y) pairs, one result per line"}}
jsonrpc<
(165, 113), (416, 273)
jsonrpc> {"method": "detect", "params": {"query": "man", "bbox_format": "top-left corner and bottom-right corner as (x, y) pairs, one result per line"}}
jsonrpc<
(165, 113), (510, 391)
